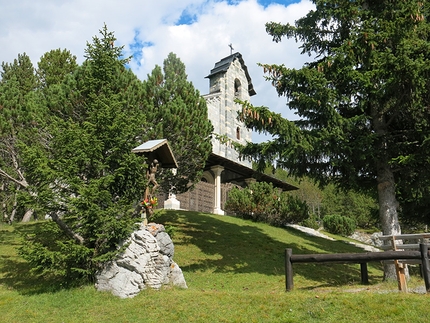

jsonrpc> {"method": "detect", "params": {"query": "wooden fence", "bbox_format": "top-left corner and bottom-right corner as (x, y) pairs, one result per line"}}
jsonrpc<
(284, 244), (430, 293)
(375, 233), (430, 291)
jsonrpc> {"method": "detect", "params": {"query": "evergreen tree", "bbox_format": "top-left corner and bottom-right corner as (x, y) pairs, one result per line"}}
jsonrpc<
(0, 53), (41, 223)
(237, 1), (430, 278)
(37, 49), (78, 89)
(142, 52), (213, 194)
(20, 25), (148, 280)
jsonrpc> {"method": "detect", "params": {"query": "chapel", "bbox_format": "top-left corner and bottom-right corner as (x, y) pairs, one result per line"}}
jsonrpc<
(165, 52), (297, 215)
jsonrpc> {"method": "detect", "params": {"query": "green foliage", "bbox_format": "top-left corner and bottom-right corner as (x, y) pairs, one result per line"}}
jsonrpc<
(225, 181), (308, 226)
(238, 1), (430, 232)
(0, 52), (44, 223)
(322, 184), (378, 228)
(142, 52), (213, 194)
(264, 168), (377, 229)
(323, 214), (356, 237)
(19, 25), (145, 279)
(19, 221), (92, 284)
(37, 49), (78, 89)
(300, 213), (320, 230)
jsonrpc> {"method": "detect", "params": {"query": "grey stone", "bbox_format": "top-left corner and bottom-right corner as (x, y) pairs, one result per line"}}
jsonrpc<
(169, 261), (188, 289)
(371, 232), (383, 247)
(156, 231), (174, 257)
(95, 223), (187, 298)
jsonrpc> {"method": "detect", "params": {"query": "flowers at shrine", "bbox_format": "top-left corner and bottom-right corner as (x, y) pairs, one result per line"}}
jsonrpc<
(142, 197), (158, 208)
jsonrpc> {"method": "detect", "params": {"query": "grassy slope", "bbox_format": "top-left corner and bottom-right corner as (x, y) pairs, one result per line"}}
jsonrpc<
(1, 210), (429, 323)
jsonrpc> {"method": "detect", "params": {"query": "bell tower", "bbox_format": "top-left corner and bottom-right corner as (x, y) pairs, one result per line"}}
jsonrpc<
(204, 52), (256, 167)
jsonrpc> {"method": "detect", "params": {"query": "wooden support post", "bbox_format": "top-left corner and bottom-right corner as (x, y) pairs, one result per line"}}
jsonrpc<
(394, 260), (407, 292)
(285, 248), (294, 292)
(360, 263), (369, 285)
(392, 236), (407, 292)
(419, 244), (430, 293)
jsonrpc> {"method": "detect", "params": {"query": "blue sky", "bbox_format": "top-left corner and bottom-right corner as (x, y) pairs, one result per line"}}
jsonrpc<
(1, 0), (314, 141)
(257, 0), (301, 7)
(175, 0), (302, 25)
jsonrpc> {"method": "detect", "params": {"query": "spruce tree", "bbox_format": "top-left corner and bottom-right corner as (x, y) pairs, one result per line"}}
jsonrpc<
(20, 25), (148, 280)
(237, 1), (430, 278)
(142, 52), (213, 194)
(0, 53), (41, 223)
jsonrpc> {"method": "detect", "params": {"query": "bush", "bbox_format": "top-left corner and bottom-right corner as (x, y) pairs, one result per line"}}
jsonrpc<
(300, 213), (320, 230)
(322, 214), (356, 236)
(225, 182), (309, 226)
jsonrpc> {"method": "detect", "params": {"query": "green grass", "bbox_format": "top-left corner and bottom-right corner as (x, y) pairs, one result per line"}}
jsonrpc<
(1, 210), (429, 323)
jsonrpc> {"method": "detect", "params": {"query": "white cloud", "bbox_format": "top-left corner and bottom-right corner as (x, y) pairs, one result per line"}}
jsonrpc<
(0, 0), (315, 141)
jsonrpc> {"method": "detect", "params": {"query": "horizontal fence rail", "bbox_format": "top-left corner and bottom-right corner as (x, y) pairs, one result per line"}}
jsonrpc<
(285, 244), (430, 293)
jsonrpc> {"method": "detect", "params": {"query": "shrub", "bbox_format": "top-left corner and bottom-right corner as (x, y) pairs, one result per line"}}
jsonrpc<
(322, 214), (356, 236)
(225, 182), (309, 226)
(300, 213), (320, 230)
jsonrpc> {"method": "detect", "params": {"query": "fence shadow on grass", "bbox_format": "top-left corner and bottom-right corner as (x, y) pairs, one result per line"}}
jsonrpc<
(157, 210), (384, 288)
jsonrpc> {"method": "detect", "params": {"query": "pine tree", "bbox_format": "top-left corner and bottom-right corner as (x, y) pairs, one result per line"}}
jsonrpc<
(237, 1), (430, 278)
(37, 49), (78, 89)
(142, 52), (213, 194)
(20, 25), (148, 280)
(0, 53), (41, 223)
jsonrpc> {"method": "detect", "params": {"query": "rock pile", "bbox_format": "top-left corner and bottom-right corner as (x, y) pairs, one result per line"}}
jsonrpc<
(95, 222), (187, 298)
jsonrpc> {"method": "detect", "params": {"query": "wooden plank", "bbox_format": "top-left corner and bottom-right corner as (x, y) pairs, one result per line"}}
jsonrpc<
(379, 233), (430, 241)
(391, 236), (407, 292)
(290, 250), (422, 264)
(379, 244), (423, 250)
(394, 260), (407, 292)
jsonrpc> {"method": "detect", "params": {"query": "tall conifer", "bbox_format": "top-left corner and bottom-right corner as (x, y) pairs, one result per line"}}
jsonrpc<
(237, 1), (430, 278)
(143, 53), (213, 194)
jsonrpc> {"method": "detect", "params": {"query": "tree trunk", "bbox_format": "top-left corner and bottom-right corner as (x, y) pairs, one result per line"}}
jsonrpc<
(371, 103), (407, 281)
(376, 159), (406, 280)
(8, 189), (19, 224)
(21, 209), (34, 222)
(1, 182), (8, 223)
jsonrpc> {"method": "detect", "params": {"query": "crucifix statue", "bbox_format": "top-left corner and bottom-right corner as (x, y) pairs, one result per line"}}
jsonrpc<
(139, 158), (160, 225)
(146, 159), (159, 195)
(229, 43), (234, 55)
(131, 139), (178, 226)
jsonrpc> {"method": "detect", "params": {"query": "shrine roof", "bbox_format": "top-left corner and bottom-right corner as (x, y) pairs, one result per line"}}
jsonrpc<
(132, 139), (178, 168)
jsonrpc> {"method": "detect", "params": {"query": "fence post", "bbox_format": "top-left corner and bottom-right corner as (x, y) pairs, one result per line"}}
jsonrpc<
(419, 243), (430, 293)
(285, 248), (294, 292)
(360, 263), (369, 285)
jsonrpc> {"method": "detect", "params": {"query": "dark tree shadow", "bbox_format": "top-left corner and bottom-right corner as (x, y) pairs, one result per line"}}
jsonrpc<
(0, 225), (78, 295)
(157, 211), (384, 289)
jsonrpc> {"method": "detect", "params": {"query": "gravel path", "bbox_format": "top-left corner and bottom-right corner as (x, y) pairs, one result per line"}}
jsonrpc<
(286, 224), (381, 252)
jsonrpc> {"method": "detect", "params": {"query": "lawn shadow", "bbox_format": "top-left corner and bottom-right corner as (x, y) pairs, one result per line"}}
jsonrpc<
(158, 211), (384, 288)
(0, 223), (80, 295)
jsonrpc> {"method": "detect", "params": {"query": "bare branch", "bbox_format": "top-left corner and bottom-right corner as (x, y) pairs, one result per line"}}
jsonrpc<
(50, 212), (85, 245)
(0, 168), (28, 188)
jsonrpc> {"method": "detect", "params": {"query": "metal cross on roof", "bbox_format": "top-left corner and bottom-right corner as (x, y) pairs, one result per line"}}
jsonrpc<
(229, 43), (234, 55)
